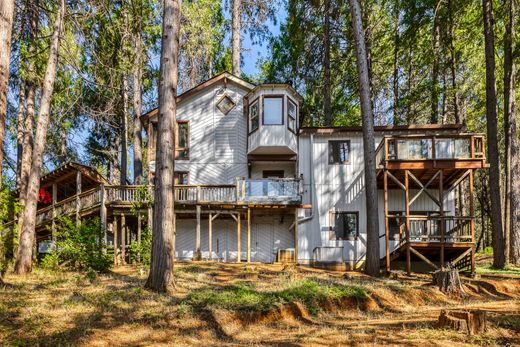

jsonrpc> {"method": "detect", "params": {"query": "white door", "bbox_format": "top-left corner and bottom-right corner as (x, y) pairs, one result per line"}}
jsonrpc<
(252, 222), (274, 262)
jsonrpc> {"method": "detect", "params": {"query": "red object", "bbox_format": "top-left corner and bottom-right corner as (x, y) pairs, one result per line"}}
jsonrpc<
(38, 188), (52, 205)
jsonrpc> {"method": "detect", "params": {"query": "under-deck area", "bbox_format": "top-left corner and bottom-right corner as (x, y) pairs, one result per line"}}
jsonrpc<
(376, 133), (487, 274)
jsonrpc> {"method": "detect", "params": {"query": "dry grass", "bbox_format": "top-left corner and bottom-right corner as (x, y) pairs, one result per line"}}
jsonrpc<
(0, 263), (519, 346)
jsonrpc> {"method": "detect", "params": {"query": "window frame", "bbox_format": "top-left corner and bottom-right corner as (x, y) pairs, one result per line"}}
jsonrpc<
(287, 97), (297, 134)
(328, 140), (351, 165)
(174, 171), (189, 185)
(175, 120), (190, 160)
(329, 211), (359, 241)
(216, 94), (236, 115)
(262, 95), (285, 126)
(248, 98), (259, 134)
(262, 170), (284, 178)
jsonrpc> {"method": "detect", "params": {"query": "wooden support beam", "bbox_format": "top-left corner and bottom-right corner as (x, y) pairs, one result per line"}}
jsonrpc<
(247, 208), (251, 263)
(384, 170), (390, 273)
(408, 170), (441, 207)
(195, 205), (201, 260)
(405, 170), (411, 275)
(113, 216), (119, 266)
(294, 209), (298, 264)
(446, 169), (471, 195)
(208, 213), (213, 261)
(237, 213), (241, 263)
(439, 170), (445, 267)
(75, 170), (82, 225)
(121, 214), (126, 265)
(451, 247), (472, 266)
(410, 247), (439, 270)
(469, 169), (475, 274)
(100, 184), (107, 254)
(52, 183), (57, 245)
(387, 171), (406, 190)
(137, 213), (142, 262)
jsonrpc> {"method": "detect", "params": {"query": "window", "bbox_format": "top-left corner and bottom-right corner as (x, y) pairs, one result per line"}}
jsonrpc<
(330, 211), (358, 240)
(174, 172), (189, 185)
(263, 96), (283, 125)
(287, 98), (297, 132)
(216, 94), (236, 115)
(249, 99), (259, 133)
(262, 170), (284, 178)
(329, 140), (350, 164)
(176, 121), (189, 160)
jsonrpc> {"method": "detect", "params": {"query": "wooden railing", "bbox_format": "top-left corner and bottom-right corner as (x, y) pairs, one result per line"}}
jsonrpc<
(388, 215), (473, 244)
(376, 134), (486, 168)
(32, 178), (302, 226)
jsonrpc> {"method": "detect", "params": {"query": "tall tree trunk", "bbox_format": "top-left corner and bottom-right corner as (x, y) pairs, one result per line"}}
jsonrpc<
(231, 0), (241, 76)
(145, 0), (181, 293)
(349, 0), (380, 276)
(482, 0), (505, 268)
(505, 0), (519, 265)
(431, 1), (441, 124)
(16, 83), (26, 187)
(121, 76), (129, 185)
(392, 0), (400, 125)
(447, 0), (459, 124)
(133, 34), (143, 185)
(14, 0), (65, 274)
(323, 0), (332, 126)
(0, 0), (16, 181)
(19, 0), (38, 210)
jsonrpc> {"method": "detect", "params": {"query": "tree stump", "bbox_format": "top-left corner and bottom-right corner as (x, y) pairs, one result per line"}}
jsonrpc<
(438, 309), (487, 335)
(432, 266), (466, 296)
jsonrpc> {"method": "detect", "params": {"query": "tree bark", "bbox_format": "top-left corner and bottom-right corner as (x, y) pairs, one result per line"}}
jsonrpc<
(447, 0), (459, 124)
(0, 0), (16, 182)
(121, 75), (129, 185)
(323, 0), (332, 126)
(349, 0), (380, 276)
(16, 82), (26, 187)
(392, 0), (400, 125)
(505, 0), (519, 265)
(133, 33), (143, 185)
(231, 0), (241, 76)
(14, 0), (65, 274)
(430, 0), (441, 124)
(145, 0), (181, 293)
(482, 0), (505, 268)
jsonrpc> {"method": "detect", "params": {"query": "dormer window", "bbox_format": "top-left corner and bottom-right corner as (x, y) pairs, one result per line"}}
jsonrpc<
(249, 99), (259, 133)
(263, 96), (283, 125)
(288, 98), (297, 132)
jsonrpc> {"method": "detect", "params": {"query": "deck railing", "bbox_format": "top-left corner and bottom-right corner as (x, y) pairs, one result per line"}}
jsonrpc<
(389, 215), (473, 244)
(32, 178), (302, 226)
(376, 134), (486, 167)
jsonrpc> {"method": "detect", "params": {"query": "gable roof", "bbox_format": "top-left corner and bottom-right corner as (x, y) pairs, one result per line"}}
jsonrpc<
(39, 161), (109, 189)
(141, 71), (255, 124)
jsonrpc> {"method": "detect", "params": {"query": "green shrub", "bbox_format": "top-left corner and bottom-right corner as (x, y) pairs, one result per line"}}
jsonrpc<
(41, 216), (112, 272)
(130, 224), (152, 267)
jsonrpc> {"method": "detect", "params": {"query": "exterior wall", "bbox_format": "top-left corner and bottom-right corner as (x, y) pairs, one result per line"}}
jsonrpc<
(175, 215), (294, 263)
(297, 133), (455, 265)
(152, 80), (249, 185)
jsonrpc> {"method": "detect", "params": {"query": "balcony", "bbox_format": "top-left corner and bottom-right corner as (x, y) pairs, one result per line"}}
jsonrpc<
(376, 134), (487, 169)
(30, 178), (303, 227)
(390, 215), (473, 244)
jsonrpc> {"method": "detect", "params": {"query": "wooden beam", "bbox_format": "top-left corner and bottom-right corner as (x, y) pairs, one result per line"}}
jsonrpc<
(469, 169), (475, 274)
(451, 247), (472, 266)
(195, 205), (201, 260)
(410, 247), (439, 270)
(387, 171), (406, 190)
(76, 170), (82, 225)
(408, 170), (441, 207)
(439, 170), (445, 267)
(294, 209), (298, 264)
(113, 216), (118, 266)
(208, 213), (213, 261)
(121, 214), (126, 265)
(405, 170), (411, 275)
(137, 213), (142, 262)
(52, 183), (57, 245)
(237, 212), (241, 263)
(446, 169), (471, 194)
(247, 208), (251, 263)
(100, 184), (107, 254)
(384, 170), (390, 272)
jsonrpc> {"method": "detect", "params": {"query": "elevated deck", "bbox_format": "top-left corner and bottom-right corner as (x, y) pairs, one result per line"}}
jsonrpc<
(376, 133), (487, 274)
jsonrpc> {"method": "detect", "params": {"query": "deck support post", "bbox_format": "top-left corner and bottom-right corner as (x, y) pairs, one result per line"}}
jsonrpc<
(384, 170), (390, 273)
(469, 169), (475, 274)
(137, 213), (142, 262)
(51, 183), (57, 246)
(195, 205), (201, 260)
(208, 213), (213, 261)
(121, 213), (126, 265)
(405, 170), (411, 275)
(237, 212), (241, 263)
(247, 208), (251, 263)
(439, 170), (445, 267)
(294, 209), (299, 264)
(100, 184), (107, 254)
(75, 170), (82, 225)
(113, 215), (119, 266)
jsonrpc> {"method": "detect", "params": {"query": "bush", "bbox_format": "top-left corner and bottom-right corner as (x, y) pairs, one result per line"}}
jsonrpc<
(130, 224), (152, 267)
(41, 216), (112, 272)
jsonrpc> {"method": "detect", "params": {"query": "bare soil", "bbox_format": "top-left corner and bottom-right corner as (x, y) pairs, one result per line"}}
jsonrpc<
(1, 262), (519, 346)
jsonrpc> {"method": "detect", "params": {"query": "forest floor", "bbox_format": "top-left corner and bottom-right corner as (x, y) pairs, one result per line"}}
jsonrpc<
(1, 257), (519, 346)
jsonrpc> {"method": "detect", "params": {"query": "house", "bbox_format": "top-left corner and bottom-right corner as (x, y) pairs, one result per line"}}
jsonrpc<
(11, 72), (488, 273)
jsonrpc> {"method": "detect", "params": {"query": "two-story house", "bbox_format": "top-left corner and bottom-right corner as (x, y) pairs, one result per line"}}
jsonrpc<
(20, 72), (488, 273)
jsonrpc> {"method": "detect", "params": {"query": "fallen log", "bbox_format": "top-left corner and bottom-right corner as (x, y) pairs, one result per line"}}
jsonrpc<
(438, 309), (487, 335)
